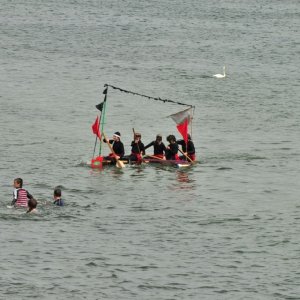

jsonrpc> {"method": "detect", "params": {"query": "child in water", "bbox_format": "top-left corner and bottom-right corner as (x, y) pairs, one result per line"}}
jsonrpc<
(11, 178), (35, 207)
(27, 198), (38, 213)
(53, 187), (64, 206)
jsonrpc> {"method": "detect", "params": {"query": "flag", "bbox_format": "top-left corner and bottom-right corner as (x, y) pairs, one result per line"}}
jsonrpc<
(169, 107), (193, 143)
(92, 116), (101, 139)
(95, 101), (104, 111)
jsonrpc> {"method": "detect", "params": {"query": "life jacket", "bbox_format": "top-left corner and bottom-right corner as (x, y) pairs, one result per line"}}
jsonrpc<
(175, 154), (180, 160)
(15, 189), (28, 207)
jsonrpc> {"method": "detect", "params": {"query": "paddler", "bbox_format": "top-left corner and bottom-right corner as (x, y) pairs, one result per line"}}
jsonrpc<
(103, 131), (125, 162)
(144, 134), (166, 159)
(165, 135), (179, 160)
(129, 132), (145, 162)
(177, 134), (196, 161)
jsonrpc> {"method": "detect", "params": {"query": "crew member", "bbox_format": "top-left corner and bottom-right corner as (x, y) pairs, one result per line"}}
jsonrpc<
(177, 134), (196, 161)
(103, 131), (125, 162)
(144, 134), (166, 159)
(165, 135), (179, 160)
(129, 132), (145, 162)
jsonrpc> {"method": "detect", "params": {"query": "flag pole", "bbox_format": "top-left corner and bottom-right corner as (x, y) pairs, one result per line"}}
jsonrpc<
(99, 88), (108, 156)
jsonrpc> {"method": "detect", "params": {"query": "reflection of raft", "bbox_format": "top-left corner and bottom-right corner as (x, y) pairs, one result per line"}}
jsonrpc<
(90, 156), (195, 169)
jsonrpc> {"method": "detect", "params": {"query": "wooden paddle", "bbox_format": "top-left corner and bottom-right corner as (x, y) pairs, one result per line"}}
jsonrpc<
(103, 133), (125, 168)
(178, 148), (194, 164)
(132, 128), (145, 163)
(132, 128), (141, 154)
(143, 154), (165, 161)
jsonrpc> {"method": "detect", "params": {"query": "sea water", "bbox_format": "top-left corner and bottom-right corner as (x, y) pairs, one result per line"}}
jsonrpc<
(0, 0), (299, 299)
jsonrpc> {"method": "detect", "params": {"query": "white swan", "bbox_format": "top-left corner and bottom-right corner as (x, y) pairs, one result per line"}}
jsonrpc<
(213, 66), (226, 78)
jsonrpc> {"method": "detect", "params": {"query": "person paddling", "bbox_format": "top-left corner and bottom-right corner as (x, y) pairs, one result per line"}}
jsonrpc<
(144, 134), (166, 159)
(177, 134), (196, 161)
(103, 131), (125, 163)
(165, 135), (179, 160)
(11, 178), (35, 208)
(129, 132), (145, 162)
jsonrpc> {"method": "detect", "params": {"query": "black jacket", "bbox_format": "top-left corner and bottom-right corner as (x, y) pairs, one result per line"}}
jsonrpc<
(165, 143), (179, 160)
(131, 141), (145, 155)
(104, 139), (125, 157)
(177, 139), (195, 155)
(144, 141), (166, 155)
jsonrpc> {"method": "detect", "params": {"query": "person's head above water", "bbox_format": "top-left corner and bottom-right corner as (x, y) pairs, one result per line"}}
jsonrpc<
(14, 178), (23, 188)
(27, 198), (37, 212)
(54, 188), (61, 199)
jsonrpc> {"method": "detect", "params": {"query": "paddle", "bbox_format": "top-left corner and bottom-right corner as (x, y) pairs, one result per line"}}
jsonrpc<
(103, 133), (125, 168)
(143, 154), (165, 161)
(132, 128), (141, 154)
(178, 148), (194, 164)
(132, 128), (144, 163)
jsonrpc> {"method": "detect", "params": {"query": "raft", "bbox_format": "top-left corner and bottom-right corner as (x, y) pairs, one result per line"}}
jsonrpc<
(90, 156), (195, 169)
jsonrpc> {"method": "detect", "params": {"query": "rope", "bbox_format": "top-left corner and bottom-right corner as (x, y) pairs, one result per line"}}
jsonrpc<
(104, 84), (195, 108)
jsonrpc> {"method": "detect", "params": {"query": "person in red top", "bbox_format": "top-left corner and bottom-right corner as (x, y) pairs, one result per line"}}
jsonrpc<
(11, 178), (35, 208)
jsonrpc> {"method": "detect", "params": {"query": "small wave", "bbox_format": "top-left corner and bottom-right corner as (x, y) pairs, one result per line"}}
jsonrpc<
(138, 284), (186, 291)
(86, 262), (98, 267)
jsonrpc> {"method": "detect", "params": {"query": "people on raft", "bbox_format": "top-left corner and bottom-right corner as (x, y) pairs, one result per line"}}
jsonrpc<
(144, 134), (166, 159)
(103, 131), (125, 162)
(177, 134), (196, 161)
(53, 187), (64, 206)
(11, 178), (35, 208)
(165, 135), (179, 160)
(27, 198), (38, 214)
(129, 132), (145, 162)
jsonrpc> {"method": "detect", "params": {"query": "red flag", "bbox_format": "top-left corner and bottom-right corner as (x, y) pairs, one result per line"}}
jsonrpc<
(169, 107), (193, 144)
(92, 116), (101, 139)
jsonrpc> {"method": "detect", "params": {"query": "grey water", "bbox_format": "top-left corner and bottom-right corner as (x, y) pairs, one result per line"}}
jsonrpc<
(1, 0), (299, 299)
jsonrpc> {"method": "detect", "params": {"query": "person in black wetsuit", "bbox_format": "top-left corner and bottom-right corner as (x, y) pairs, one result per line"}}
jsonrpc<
(165, 135), (179, 160)
(129, 132), (145, 162)
(103, 132), (125, 162)
(177, 134), (196, 161)
(144, 134), (166, 159)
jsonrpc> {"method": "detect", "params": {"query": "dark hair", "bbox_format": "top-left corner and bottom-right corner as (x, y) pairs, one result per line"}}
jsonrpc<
(28, 198), (37, 209)
(14, 178), (23, 188)
(54, 188), (62, 197)
(167, 135), (176, 143)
